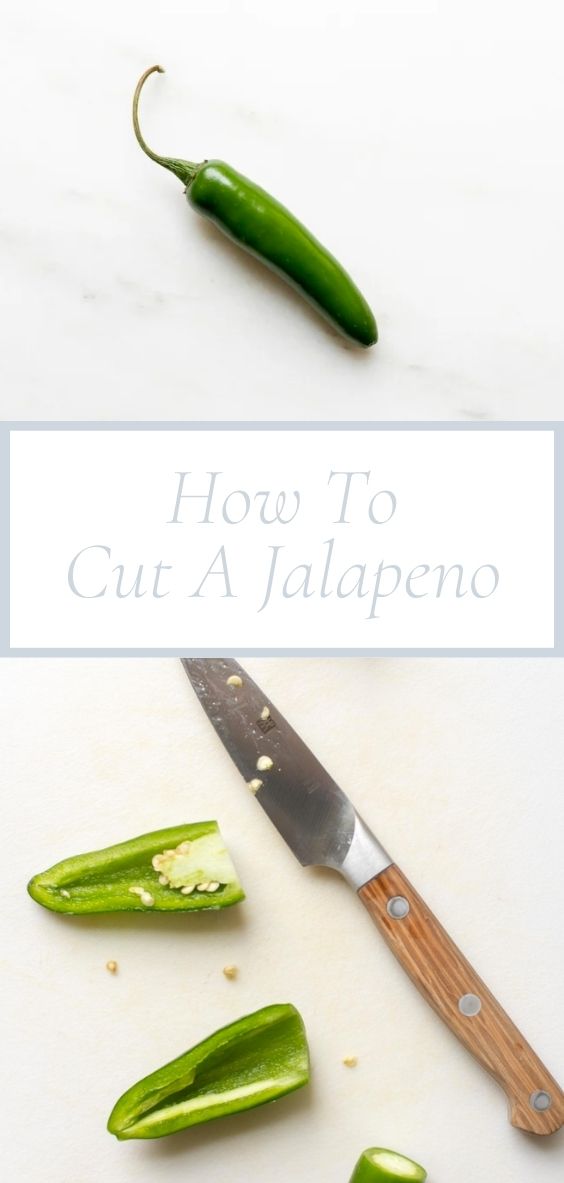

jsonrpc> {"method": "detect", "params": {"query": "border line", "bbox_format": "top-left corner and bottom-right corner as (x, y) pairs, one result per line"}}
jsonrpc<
(1, 420), (559, 431)
(555, 425), (562, 656)
(0, 427), (9, 657)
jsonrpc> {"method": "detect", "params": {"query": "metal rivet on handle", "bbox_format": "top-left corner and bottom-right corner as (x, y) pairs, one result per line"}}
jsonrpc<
(530, 1090), (552, 1112)
(387, 896), (410, 919)
(458, 993), (482, 1017)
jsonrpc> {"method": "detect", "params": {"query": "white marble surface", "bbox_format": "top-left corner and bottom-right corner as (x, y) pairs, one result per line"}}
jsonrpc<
(1, 0), (564, 421)
(2, 657), (564, 1182)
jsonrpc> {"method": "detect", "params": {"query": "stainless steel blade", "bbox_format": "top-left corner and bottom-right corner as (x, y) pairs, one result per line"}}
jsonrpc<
(182, 658), (392, 889)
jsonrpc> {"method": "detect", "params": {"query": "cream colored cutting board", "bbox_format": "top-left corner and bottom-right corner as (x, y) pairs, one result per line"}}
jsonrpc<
(2, 658), (563, 1182)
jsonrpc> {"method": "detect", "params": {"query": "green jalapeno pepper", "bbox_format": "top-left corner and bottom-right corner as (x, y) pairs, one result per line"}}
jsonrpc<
(27, 821), (244, 914)
(133, 66), (377, 347)
(349, 1148), (427, 1183)
(107, 1003), (309, 1139)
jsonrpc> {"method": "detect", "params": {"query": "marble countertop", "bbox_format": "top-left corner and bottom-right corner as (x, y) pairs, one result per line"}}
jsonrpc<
(2, 656), (564, 1182)
(2, 0), (563, 422)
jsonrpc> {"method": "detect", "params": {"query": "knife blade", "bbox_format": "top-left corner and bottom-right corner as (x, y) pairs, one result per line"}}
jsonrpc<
(182, 657), (564, 1136)
(181, 657), (391, 887)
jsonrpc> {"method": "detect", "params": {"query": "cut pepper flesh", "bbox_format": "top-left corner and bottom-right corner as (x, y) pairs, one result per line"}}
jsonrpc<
(27, 822), (244, 914)
(107, 1003), (310, 1139)
(349, 1148), (427, 1183)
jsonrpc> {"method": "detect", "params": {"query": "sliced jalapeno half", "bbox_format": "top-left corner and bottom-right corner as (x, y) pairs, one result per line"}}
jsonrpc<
(108, 1003), (310, 1139)
(27, 821), (244, 914)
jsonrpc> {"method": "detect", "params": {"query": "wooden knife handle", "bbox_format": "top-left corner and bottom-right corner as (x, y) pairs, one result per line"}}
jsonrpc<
(359, 864), (564, 1135)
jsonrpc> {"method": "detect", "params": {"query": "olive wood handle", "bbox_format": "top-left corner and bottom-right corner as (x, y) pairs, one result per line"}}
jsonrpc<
(359, 863), (564, 1135)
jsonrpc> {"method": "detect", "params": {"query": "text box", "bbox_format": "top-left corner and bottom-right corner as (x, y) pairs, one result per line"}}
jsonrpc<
(4, 424), (557, 655)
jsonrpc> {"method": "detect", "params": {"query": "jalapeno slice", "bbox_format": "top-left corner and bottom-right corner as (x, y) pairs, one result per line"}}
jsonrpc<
(108, 1003), (310, 1139)
(27, 821), (245, 914)
(349, 1148), (427, 1183)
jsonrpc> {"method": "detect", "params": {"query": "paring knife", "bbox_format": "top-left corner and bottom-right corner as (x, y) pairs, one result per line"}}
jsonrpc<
(181, 657), (564, 1136)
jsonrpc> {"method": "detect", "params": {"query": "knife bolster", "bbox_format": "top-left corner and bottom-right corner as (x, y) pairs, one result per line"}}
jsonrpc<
(340, 815), (392, 889)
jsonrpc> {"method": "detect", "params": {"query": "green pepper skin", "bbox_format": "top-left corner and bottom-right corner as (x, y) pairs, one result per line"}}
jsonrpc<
(27, 821), (245, 914)
(349, 1148), (427, 1183)
(108, 1003), (310, 1140)
(188, 162), (377, 347)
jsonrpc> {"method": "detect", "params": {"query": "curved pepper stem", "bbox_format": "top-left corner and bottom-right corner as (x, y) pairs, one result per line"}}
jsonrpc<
(132, 64), (200, 187)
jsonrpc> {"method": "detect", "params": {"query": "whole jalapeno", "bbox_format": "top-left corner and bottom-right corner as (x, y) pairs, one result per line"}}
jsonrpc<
(133, 66), (377, 347)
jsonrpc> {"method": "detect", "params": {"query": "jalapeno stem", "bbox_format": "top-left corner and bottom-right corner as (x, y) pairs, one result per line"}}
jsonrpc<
(132, 65), (200, 187)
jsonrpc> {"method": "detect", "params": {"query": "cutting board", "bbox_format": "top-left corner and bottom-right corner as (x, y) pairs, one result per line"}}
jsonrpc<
(2, 657), (563, 1182)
